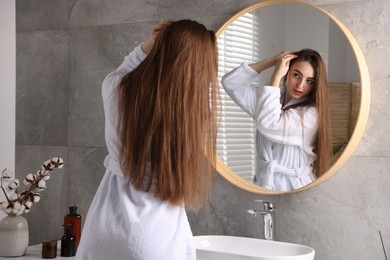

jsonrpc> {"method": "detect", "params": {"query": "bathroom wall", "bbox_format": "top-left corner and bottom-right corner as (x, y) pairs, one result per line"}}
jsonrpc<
(15, 0), (389, 259)
(0, 0), (16, 220)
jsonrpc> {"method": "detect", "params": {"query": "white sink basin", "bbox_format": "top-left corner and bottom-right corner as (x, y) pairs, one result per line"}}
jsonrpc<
(194, 235), (315, 260)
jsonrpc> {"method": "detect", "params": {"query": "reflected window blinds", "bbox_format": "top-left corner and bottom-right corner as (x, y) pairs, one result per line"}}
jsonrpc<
(217, 13), (259, 181)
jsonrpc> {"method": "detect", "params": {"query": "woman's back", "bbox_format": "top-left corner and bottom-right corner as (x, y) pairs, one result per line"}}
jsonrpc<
(76, 20), (219, 260)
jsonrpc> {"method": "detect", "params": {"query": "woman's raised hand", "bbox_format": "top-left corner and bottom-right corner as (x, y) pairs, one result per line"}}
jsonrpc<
(142, 21), (172, 54)
(269, 51), (297, 87)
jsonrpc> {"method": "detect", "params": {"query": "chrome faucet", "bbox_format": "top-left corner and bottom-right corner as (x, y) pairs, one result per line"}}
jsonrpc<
(247, 200), (275, 241)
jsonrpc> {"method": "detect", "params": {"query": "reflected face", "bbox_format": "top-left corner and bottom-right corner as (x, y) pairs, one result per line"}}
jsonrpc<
(284, 61), (315, 104)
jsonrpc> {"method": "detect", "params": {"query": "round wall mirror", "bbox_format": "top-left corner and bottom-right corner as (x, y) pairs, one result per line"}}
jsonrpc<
(215, 0), (370, 194)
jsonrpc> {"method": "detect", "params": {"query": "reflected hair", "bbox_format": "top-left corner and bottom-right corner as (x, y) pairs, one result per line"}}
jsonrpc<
(283, 49), (332, 178)
(117, 20), (219, 210)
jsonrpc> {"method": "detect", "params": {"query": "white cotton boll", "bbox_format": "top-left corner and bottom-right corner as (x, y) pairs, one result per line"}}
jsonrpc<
(12, 207), (18, 214)
(24, 174), (36, 186)
(4, 186), (12, 193)
(51, 157), (59, 163)
(45, 160), (55, 170)
(13, 201), (21, 210)
(43, 174), (50, 181)
(33, 194), (41, 203)
(41, 160), (52, 170)
(8, 179), (19, 190)
(51, 157), (64, 168)
(0, 202), (9, 209)
(37, 179), (46, 189)
(24, 209), (30, 214)
(51, 156), (63, 163)
(2, 169), (13, 178)
(24, 201), (33, 209)
(9, 193), (19, 201)
(36, 170), (47, 177)
(5, 207), (12, 214)
(26, 173), (36, 181)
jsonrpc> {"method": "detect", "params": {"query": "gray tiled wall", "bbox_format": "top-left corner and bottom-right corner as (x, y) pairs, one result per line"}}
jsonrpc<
(15, 0), (390, 259)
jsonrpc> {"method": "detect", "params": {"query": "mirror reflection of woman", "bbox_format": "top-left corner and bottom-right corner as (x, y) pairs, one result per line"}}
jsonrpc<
(221, 49), (331, 191)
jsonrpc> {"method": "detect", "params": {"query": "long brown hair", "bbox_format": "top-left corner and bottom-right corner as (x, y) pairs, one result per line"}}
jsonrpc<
(117, 20), (219, 210)
(283, 49), (332, 177)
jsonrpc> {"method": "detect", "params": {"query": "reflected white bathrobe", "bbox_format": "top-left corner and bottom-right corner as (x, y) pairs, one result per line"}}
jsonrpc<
(75, 45), (196, 260)
(221, 63), (318, 191)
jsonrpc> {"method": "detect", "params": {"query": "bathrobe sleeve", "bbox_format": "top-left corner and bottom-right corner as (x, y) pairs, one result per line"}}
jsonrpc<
(102, 44), (148, 102)
(101, 44), (148, 160)
(221, 62), (259, 118)
(256, 86), (318, 146)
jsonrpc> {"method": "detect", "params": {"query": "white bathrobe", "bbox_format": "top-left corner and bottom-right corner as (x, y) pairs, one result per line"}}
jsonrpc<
(75, 45), (196, 260)
(221, 62), (318, 191)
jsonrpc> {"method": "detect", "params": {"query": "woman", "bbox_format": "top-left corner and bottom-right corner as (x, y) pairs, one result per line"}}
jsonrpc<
(76, 20), (219, 259)
(221, 49), (331, 191)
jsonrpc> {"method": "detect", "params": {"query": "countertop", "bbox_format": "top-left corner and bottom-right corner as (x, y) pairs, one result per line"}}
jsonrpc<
(0, 243), (75, 260)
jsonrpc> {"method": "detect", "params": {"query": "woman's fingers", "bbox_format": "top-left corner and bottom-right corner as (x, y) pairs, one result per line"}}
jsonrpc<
(152, 20), (172, 35)
(271, 52), (298, 83)
(281, 53), (298, 67)
(274, 50), (295, 61)
(142, 21), (172, 54)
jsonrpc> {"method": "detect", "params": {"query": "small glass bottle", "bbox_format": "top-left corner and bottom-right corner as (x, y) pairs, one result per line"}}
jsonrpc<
(64, 206), (81, 250)
(61, 224), (76, 257)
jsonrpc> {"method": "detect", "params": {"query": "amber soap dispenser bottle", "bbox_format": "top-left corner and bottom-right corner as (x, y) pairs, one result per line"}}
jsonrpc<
(64, 206), (81, 250)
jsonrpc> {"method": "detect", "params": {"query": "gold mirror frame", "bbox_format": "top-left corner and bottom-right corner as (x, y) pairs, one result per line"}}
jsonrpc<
(215, 0), (371, 195)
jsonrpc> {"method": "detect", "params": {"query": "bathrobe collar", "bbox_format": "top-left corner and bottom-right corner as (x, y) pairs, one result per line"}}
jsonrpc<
(279, 87), (309, 109)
